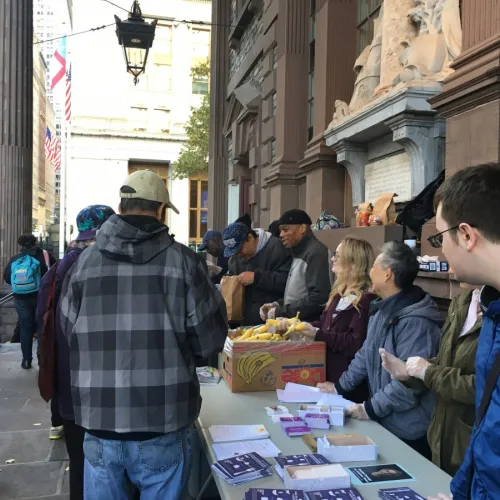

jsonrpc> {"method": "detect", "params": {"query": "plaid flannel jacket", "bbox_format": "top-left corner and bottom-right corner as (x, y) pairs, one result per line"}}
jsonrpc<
(59, 215), (228, 434)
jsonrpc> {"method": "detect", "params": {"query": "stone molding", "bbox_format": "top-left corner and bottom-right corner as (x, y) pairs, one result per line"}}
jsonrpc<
(331, 141), (367, 207)
(387, 114), (445, 196)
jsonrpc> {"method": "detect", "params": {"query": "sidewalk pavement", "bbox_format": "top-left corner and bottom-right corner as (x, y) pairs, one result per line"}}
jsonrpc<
(0, 343), (69, 500)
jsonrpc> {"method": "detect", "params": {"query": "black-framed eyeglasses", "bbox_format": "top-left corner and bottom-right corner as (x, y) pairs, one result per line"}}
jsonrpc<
(427, 226), (459, 248)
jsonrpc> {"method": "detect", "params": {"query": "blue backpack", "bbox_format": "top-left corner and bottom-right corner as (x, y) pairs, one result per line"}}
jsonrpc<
(11, 254), (42, 294)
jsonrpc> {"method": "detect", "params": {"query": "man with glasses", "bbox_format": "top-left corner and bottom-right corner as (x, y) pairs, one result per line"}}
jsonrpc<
(427, 163), (500, 500)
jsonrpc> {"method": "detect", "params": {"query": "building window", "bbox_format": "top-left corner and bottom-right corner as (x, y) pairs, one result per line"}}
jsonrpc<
(308, 0), (316, 142)
(192, 75), (209, 95)
(271, 140), (276, 162)
(273, 45), (278, 70)
(189, 177), (208, 243)
(357, 0), (382, 56)
(151, 64), (172, 92)
(272, 93), (276, 116)
(130, 106), (148, 130)
(151, 108), (171, 134)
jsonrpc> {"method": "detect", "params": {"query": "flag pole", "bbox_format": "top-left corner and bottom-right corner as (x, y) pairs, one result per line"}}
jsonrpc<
(58, 115), (67, 259)
(64, 119), (71, 246)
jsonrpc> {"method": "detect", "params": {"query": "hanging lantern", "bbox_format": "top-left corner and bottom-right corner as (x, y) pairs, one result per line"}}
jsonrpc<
(115, 1), (157, 85)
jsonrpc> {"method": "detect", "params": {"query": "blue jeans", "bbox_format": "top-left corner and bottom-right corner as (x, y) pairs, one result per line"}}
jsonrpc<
(14, 296), (38, 362)
(83, 428), (192, 500)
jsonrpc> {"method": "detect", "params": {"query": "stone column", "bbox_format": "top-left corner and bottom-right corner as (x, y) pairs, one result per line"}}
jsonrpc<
(377, 0), (416, 91)
(0, 0), (33, 269)
(208, 0), (229, 231)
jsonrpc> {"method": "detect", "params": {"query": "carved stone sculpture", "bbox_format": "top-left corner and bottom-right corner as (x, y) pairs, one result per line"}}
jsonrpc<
(330, 5), (384, 126)
(393, 0), (462, 85)
(328, 0), (462, 128)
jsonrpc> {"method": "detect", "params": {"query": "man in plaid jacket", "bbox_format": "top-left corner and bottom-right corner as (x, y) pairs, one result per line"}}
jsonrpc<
(59, 170), (228, 500)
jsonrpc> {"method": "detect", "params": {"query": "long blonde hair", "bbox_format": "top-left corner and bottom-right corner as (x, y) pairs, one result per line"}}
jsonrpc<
(326, 236), (375, 310)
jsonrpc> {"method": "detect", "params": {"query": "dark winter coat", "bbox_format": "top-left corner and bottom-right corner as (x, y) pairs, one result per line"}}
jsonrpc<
(228, 232), (292, 325)
(312, 292), (377, 403)
(36, 246), (84, 420)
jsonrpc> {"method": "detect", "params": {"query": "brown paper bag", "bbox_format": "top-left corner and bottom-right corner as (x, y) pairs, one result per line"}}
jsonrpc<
(372, 193), (396, 225)
(220, 276), (245, 322)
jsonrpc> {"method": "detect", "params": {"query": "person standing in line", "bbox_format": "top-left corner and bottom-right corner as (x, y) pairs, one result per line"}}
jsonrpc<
(197, 230), (229, 284)
(37, 205), (116, 497)
(426, 163), (500, 500)
(222, 222), (292, 325)
(3, 234), (55, 369)
(317, 242), (442, 459)
(260, 209), (331, 323)
(280, 236), (376, 403)
(59, 170), (228, 500)
(380, 283), (481, 476)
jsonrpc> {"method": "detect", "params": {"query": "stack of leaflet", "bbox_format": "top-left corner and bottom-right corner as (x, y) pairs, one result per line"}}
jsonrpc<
(277, 383), (355, 409)
(306, 488), (363, 499)
(244, 489), (305, 500)
(378, 488), (425, 500)
(211, 453), (273, 485)
(274, 454), (331, 479)
(279, 417), (311, 437)
(196, 366), (221, 385)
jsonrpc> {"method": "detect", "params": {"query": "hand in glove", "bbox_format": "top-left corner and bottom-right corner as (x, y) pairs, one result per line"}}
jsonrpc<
(277, 320), (317, 338)
(346, 403), (370, 420)
(316, 382), (337, 394)
(406, 356), (431, 380)
(379, 348), (409, 380)
(259, 302), (279, 321)
(428, 494), (452, 500)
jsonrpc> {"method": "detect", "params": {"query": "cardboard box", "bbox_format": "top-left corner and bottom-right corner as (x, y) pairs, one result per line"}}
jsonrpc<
(317, 434), (378, 463)
(220, 336), (326, 393)
(283, 464), (350, 491)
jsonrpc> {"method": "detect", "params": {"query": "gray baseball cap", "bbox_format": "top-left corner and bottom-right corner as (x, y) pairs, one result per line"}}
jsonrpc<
(120, 170), (179, 214)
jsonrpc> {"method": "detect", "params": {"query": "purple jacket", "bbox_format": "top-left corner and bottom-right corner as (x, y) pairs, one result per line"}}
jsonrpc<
(36, 247), (84, 420)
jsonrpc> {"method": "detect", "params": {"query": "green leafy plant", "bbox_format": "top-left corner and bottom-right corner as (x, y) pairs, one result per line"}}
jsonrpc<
(171, 59), (210, 179)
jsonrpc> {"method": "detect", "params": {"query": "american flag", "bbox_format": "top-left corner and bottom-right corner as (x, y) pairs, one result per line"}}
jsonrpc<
(52, 138), (61, 172)
(44, 127), (54, 160)
(65, 64), (72, 122)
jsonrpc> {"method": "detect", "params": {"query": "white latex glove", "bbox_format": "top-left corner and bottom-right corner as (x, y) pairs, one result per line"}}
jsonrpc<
(296, 322), (317, 339)
(346, 403), (370, 420)
(317, 382), (337, 394)
(428, 494), (452, 500)
(379, 348), (409, 380)
(406, 356), (431, 380)
(259, 302), (279, 321)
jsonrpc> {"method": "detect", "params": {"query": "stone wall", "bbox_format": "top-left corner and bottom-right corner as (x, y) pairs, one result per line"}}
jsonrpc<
(229, 15), (263, 78)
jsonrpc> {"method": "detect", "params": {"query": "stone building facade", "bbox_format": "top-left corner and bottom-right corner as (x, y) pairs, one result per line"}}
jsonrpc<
(208, 0), (499, 275)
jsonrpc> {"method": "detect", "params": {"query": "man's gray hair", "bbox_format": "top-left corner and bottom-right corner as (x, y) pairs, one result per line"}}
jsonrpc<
(378, 241), (420, 290)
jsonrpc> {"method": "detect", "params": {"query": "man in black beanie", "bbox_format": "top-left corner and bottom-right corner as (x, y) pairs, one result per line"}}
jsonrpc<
(259, 209), (331, 322)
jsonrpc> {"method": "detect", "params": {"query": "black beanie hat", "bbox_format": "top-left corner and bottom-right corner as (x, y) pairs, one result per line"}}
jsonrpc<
(278, 209), (312, 226)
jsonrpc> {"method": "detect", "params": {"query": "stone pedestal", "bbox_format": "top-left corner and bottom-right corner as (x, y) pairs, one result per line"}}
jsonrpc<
(0, 0), (33, 268)
(325, 87), (445, 207)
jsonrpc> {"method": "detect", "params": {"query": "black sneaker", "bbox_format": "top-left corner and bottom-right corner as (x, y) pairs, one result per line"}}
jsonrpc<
(21, 359), (32, 370)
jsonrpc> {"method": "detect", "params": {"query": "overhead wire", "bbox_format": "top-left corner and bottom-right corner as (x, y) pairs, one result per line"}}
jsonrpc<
(34, 0), (245, 45)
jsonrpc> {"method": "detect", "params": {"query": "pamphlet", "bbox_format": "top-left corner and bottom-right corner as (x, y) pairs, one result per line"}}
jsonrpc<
(211, 438), (281, 460)
(196, 366), (221, 385)
(316, 394), (355, 410)
(274, 454), (331, 479)
(208, 425), (269, 443)
(277, 383), (321, 403)
(211, 452), (273, 485)
(347, 464), (415, 485)
(306, 488), (363, 500)
(378, 487), (425, 500)
(245, 489), (306, 500)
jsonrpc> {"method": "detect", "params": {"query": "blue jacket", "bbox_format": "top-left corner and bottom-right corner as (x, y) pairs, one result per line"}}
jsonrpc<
(337, 286), (443, 441)
(36, 246), (84, 420)
(451, 286), (500, 500)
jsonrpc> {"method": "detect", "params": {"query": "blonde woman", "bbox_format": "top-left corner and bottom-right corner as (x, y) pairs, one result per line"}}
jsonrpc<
(283, 236), (376, 402)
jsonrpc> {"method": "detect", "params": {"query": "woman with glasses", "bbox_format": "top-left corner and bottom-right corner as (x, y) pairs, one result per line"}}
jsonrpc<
(380, 281), (481, 475)
(279, 236), (376, 402)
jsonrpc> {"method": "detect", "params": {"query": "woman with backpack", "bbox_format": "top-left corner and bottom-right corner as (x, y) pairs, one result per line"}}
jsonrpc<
(36, 205), (115, 500)
(3, 234), (55, 369)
